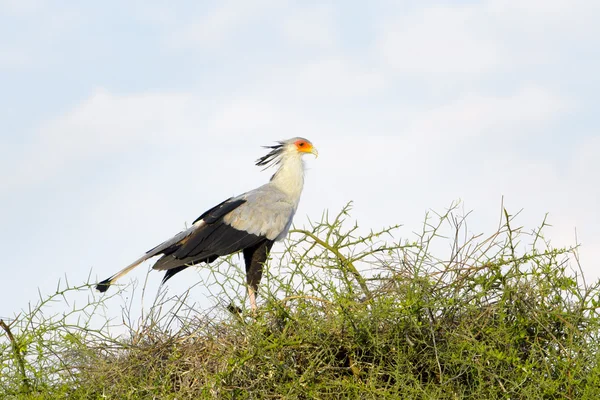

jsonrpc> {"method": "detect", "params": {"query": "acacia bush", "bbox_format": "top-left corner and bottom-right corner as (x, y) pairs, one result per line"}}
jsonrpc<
(1, 202), (599, 399)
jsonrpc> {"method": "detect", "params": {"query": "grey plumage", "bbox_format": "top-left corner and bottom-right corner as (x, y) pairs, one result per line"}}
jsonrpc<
(96, 137), (317, 310)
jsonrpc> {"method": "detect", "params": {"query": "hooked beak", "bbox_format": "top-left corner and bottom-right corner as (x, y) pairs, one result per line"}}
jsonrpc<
(311, 147), (319, 158)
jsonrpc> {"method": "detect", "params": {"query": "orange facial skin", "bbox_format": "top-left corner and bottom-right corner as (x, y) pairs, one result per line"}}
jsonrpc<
(295, 139), (313, 153)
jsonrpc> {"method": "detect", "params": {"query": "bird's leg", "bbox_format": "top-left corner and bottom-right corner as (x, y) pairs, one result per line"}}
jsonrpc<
(248, 286), (257, 312)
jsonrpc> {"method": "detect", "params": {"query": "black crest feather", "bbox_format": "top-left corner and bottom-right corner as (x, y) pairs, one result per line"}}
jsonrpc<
(255, 143), (284, 169)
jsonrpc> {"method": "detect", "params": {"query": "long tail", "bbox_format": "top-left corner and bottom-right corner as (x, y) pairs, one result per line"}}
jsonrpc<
(96, 198), (245, 292)
(95, 222), (204, 292)
(95, 253), (154, 292)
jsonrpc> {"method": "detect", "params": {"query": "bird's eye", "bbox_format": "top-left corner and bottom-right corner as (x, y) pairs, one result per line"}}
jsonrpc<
(299, 142), (305, 147)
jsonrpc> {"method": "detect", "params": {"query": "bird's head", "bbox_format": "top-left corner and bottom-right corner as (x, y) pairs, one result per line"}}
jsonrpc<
(256, 137), (318, 169)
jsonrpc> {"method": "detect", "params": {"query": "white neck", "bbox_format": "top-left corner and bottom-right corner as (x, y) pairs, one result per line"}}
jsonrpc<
(269, 155), (305, 206)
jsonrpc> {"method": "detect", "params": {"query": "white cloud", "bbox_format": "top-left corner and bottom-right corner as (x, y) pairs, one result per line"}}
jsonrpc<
(280, 5), (338, 50)
(378, 6), (502, 77)
(405, 86), (571, 143)
(165, 0), (283, 49)
(4, 89), (200, 191)
(209, 97), (285, 135)
(0, 0), (45, 15)
(485, 0), (600, 40)
(377, 0), (600, 80)
(267, 58), (387, 100)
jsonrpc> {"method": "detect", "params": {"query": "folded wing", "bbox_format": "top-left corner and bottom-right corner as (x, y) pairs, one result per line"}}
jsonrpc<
(96, 197), (246, 292)
(96, 185), (296, 292)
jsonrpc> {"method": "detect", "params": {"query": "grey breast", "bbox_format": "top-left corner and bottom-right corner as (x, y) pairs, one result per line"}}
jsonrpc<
(223, 185), (295, 241)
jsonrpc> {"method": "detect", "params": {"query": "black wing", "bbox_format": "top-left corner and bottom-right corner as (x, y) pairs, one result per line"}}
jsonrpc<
(96, 197), (250, 292)
(152, 198), (270, 281)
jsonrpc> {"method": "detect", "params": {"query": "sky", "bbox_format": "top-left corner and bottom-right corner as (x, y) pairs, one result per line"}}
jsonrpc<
(1, 0), (599, 320)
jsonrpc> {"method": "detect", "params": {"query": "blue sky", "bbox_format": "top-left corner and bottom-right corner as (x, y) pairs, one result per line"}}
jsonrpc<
(1, 0), (599, 319)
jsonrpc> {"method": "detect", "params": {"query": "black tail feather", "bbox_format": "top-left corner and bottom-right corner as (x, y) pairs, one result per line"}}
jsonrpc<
(162, 266), (188, 284)
(95, 277), (113, 293)
(160, 254), (220, 284)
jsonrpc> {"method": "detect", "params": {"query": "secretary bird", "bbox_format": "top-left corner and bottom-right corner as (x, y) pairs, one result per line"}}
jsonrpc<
(96, 138), (317, 311)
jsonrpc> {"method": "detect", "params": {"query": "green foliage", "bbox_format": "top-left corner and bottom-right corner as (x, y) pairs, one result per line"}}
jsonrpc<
(1, 202), (599, 399)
